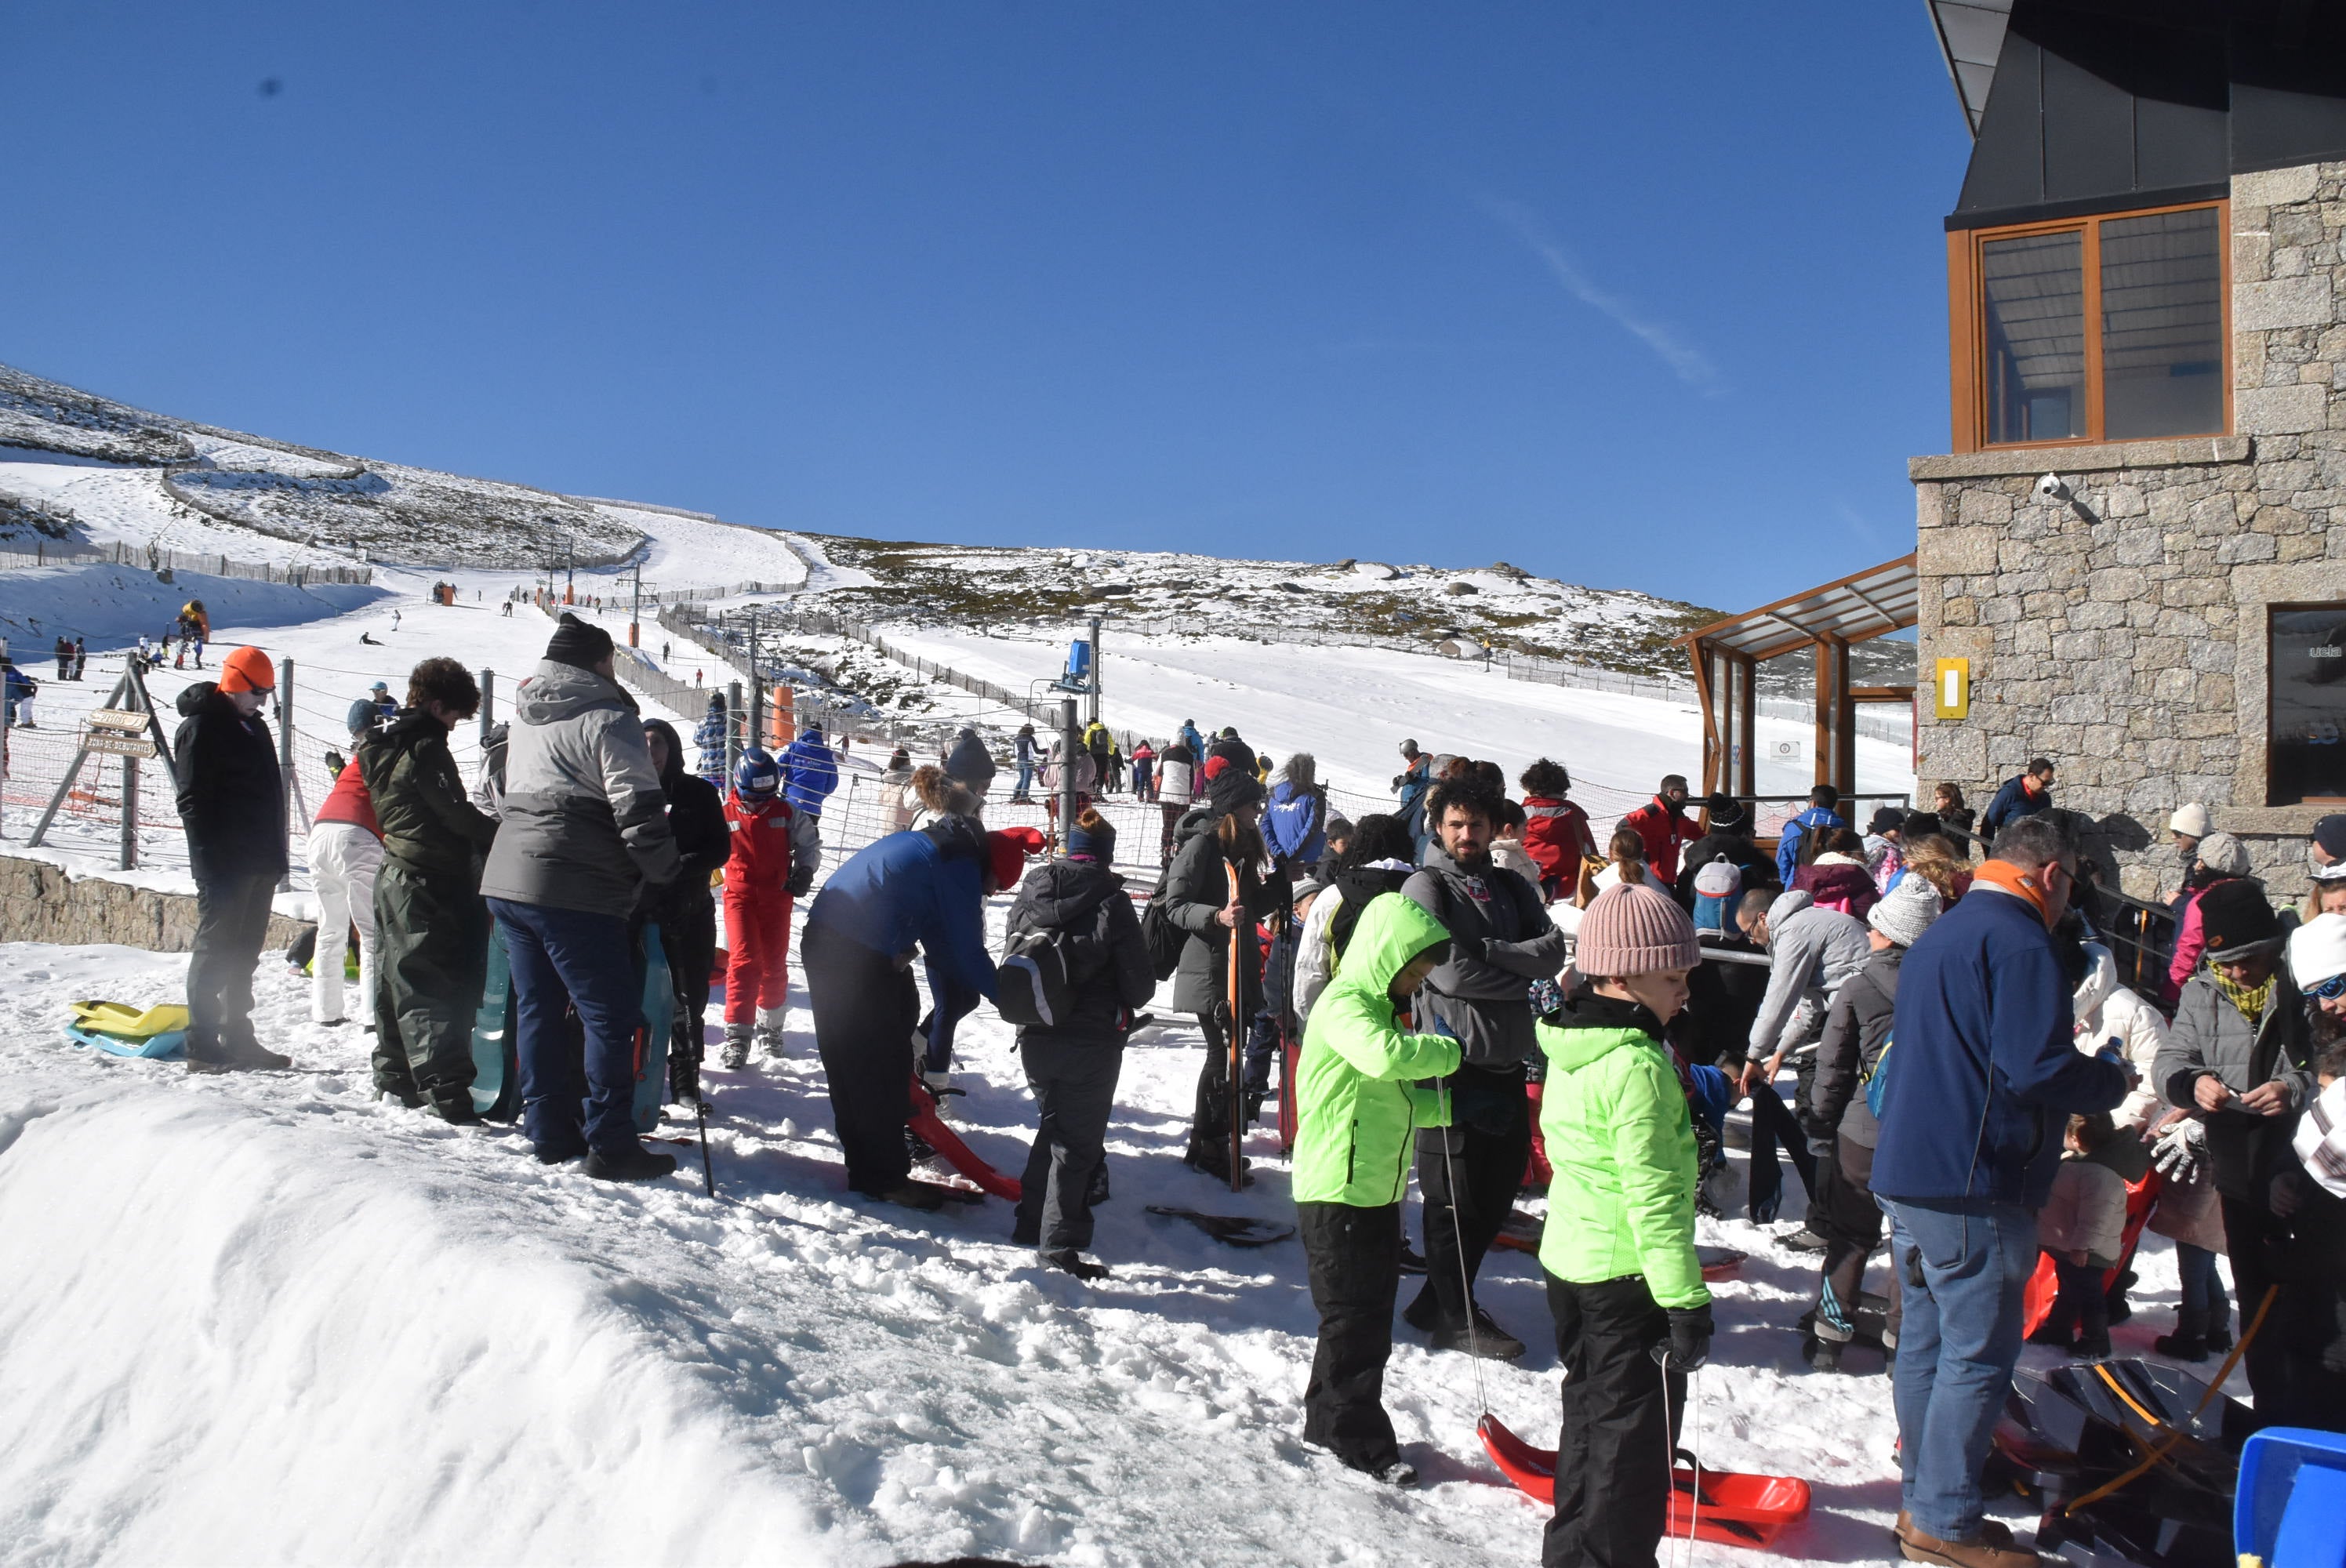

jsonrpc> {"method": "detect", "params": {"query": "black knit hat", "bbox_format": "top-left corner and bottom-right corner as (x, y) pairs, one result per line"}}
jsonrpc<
(1704, 792), (1744, 827)
(1207, 762), (1266, 816)
(2198, 879), (2283, 960)
(545, 612), (614, 671)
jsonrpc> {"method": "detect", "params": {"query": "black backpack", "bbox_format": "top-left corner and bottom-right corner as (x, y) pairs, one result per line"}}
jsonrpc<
(1140, 877), (1188, 981)
(997, 926), (1080, 1028)
(1793, 812), (1836, 868)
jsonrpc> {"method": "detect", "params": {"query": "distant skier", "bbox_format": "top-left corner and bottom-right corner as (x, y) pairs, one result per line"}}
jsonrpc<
(71, 637), (86, 681)
(783, 724), (839, 818)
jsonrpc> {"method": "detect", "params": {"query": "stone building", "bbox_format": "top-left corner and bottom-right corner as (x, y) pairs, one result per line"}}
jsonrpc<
(1912, 1), (2346, 900)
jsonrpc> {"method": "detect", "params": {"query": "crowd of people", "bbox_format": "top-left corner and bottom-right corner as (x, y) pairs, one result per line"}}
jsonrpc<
(158, 620), (2346, 1568)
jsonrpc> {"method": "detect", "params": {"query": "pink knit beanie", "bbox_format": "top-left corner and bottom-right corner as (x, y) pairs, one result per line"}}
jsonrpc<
(1577, 881), (1701, 977)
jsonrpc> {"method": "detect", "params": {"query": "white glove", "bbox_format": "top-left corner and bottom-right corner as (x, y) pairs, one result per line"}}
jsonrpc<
(2151, 1119), (2207, 1184)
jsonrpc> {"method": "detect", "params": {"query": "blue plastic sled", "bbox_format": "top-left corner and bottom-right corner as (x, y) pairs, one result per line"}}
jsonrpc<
(2237, 1427), (2346, 1568)
(67, 1022), (187, 1059)
(632, 922), (673, 1135)
(469, 923), (521, 1120)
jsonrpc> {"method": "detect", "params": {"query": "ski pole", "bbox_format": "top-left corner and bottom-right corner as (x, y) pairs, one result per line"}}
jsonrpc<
(696, 1098), (717, 1197)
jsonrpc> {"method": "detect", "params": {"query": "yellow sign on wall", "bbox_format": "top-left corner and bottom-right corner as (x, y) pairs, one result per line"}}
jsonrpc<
(1934, 657), (1970, 720)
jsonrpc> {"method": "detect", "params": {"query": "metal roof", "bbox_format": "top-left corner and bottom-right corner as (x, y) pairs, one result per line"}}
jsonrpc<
(1926, 0), (2012, 137)
(1674, 555), (1919, 663)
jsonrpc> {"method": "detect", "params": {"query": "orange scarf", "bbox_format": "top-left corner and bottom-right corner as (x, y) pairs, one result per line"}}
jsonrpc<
(1972, 858), (2052, 927)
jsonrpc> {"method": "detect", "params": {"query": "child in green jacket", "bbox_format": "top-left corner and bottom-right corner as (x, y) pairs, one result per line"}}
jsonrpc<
(1291, 891), (1460, 1486)
(1537, 881), (1711, 1568)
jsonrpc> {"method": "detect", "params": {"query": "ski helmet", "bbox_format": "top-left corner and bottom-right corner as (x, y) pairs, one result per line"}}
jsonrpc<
(735, 749), (783, 800)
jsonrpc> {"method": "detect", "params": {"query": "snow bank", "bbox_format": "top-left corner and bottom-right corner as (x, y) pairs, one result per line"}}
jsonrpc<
(0, 563), (383, 650)
(0, 1073), (836, 1567)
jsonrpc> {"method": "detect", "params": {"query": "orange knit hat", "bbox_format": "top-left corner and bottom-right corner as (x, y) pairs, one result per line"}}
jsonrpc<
(219, 645), (275, 694)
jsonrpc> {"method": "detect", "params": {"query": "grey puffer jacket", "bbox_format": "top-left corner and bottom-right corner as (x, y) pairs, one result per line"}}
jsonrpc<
(1162, 805), (1280, 1016)
(1813, 946), (1900, 1149)
(2154, 967), (2315, 1200)
(1402, 844), (1567, 1069)
(1746, 888), (1872, 1063)
(478, 660), (680, 918)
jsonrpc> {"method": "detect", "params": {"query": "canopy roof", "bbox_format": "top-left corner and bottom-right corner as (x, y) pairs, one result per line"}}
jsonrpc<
(1927, 0), (2012, 136)
(1673, 554), (1918, 664)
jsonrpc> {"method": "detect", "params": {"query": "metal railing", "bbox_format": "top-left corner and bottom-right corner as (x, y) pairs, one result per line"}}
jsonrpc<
(0, 535), (373, 585)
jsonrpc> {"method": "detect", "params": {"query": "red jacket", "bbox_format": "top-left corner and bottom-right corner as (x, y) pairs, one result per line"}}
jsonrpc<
(724, 792), (821, 900)
(1621, 797), (1700, 884)
(1520, 796), (1596, 885)
(314, 757), (380, 838)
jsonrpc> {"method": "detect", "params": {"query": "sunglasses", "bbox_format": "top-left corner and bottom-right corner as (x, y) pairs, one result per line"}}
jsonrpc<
(2312, 973), (2346, 1002)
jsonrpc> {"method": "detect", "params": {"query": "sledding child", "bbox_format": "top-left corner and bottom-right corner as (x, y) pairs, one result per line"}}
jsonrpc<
(1291, 891), (1460, 1488)
(2029, 1112), (2128, 1359)
(719, 748), (821, 1069)
(1534, 881), (1711, 1568)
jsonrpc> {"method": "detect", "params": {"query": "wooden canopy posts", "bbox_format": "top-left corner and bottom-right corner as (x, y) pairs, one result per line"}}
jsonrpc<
(1672, 555), (1919, 801)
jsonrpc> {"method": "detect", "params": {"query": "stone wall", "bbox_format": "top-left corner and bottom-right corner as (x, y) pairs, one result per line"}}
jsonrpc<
(1911, 160), (2346, 903)
(0, 853), (307, 952)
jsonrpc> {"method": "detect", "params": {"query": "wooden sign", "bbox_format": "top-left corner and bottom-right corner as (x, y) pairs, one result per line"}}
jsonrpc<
(84, 730), (158, 758)
(88, 709), (153, 733)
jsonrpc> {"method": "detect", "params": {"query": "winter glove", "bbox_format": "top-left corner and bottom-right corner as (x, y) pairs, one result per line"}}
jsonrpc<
(2151, 1119), (2208, 1184)
(1651, 1305), (1714, 1371)
(787, 872), (814, 898)
(1527, 976), (1565, 1022)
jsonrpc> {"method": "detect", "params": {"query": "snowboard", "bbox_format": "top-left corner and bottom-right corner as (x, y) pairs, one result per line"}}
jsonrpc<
(1480, 1415), (1812, 1547)
(468, 923), (522, 1120)
(1145, 1205), (1296, 1247)
(906, 1075), (1020, 1201)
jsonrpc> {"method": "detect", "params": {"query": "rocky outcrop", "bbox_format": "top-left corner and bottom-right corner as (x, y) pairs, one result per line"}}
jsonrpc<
(0, 854), (307, 953)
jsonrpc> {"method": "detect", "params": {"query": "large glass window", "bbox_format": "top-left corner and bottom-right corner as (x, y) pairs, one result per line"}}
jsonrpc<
(2101, 208), (2224, 440)
(1966, 202), (2226, 448)
(1983, 231), (2086, 443)
(2269, 605), (2346, 806)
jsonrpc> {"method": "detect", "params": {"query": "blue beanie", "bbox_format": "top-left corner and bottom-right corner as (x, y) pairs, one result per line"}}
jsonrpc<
(1067, 815), (1117, 862)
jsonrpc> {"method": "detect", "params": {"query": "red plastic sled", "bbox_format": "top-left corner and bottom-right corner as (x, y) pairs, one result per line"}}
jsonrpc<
(906, 1075), (1022, 1202)
(1480, 1414), (1810, 1548)
(2021, 1170), (2159, 1337)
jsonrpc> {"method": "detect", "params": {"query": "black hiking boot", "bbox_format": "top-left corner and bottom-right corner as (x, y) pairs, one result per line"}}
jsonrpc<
(870, 1181), (946, 1212)
(1803, 1332), (1845, 1374)
(1044, 1249), (1112, 1282)
(1398, 1242), (1429, 1276)
(187, 1035), (293, 1073)
(583, 1145), (678, 1183)
(432, 1095), (485, 1127)
(1182, 1151), (1253, 1187)
(1429, 1307), (1527, 1361)
(532, 1144), (588, 1166)
(1361, 1459), (1418, 1487)
(1778, 1225), (1828, 1254)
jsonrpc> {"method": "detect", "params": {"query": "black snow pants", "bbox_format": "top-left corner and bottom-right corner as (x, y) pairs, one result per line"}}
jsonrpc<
(1298, 1200), (1404, 1472)
(371, 858), (489, 1109)
(1013, 1037), (1123, 1254)
(1813, 1135), (1901, 1347)
(1411, 1065), (1533, 1330)
(660, 893), (716, 1098)
(803, 920), (918, 1196)
(1543, 1271), (1685, 1568)
(1186, 1008), (1240, 1176)
(187, 873), (278, 1051)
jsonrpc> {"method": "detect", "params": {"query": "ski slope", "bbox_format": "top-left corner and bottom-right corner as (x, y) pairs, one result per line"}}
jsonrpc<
(876, 625), (1916, 811)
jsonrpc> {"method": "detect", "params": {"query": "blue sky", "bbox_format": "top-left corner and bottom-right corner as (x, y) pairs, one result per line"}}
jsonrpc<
(4, 3), (1966, 612)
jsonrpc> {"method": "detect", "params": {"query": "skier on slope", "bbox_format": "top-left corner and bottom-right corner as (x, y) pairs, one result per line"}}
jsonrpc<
(717, 749), (821, 1069)
(801, 816), (1036, 1210)
(174, 646), (292, 1072)
(360, 659), (500, 1123)
(783, 724), (839, 819)
(644, 717), (730, 1102)
(1161, 760), (1283, 1184)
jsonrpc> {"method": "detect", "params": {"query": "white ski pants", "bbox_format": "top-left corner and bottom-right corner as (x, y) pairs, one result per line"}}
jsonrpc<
(307, 821), (383, 1025)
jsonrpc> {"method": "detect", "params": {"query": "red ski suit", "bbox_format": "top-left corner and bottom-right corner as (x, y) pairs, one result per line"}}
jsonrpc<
(1519, 796), (1596, 891)
(723, 792), (819, 1025)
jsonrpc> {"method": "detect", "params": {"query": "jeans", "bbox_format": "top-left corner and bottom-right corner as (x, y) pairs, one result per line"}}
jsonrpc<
(919, 967), (982, 1076)
(486, 898), (645, 1157)
(1879, 1198), (2038, 1542)
(2176, 1241), (2230, 1327)
(1012, 761), (1034, 799)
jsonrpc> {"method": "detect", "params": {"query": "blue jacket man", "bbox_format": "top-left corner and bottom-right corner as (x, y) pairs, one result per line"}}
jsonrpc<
(1870, 815), (2126, 1561)
(801, 815), (1033, 1207)
(1774, 789), (1847, 886)
(783, 726), (839, 817)
(1979, 759), (2055, 842)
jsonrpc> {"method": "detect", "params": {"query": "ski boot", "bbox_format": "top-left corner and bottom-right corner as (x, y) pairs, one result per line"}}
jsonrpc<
(754, 1007), (786, 1059)
(188, 1033), (292, 1073)
(719, 1023), (754, 1070)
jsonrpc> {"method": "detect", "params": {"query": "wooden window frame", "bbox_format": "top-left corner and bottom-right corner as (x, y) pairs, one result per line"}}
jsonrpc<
(1947, 199), (2230, 453)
